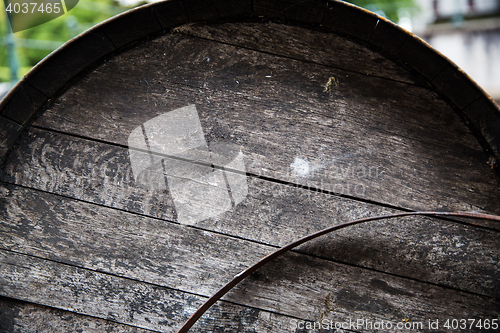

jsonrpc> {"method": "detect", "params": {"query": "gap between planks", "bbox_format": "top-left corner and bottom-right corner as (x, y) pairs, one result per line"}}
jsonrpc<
(27, 124), (500, 234)
(170, 22), (421, 86)
(1, 178), (498, 300)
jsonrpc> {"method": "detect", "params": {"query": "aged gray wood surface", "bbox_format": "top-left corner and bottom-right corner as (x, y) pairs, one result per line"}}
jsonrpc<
(1, 239), (499, 332)
(0, 297), (154, 333)
(0, 178), (499, 297)
(0, 251), (303, 332)
(32, 29), (500, 215)
(170, 22), (417, 84)
(2, 131), (500, 297)
(1, 22), (499, 332)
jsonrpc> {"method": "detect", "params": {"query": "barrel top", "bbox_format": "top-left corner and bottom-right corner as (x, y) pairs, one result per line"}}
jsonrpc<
(1, 1), (499, 332)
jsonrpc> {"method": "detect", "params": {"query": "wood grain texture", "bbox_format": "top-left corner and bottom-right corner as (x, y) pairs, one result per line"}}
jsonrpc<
(0, 297), (154, 333)
(0, 250), (306, 332)
(0, 117), (21, 160)
(2, 20), (500, 333)
(1, 240), (499, 332)
(31, 30), (470, 149)
(2, 128), (177, 220)
(30, 28), (500, 214)
(1, 139), (499, 300)
(0, 296), (297, 333)
(173, 22), (416, 83)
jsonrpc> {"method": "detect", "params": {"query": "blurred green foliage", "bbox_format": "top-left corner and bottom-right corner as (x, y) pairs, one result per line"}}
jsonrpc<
(1, 0), (129, 81)
(348, 0), (419, 22)
(1, 0), (419, 83)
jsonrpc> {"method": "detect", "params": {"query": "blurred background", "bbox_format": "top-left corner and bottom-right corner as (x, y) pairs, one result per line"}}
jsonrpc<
(1, 0), (500, 104)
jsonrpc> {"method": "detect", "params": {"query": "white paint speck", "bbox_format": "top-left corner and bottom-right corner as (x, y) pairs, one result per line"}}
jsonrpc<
(291, 157), (310, 177)
(259, 311), (271, 321)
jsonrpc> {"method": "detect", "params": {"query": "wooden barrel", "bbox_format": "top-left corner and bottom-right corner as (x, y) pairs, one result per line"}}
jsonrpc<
(1, 0), (499, 331)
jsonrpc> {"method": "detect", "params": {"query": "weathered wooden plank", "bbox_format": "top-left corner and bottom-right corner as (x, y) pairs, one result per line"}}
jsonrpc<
(33, 53), (451, 146)
(0, 117), (21, 160)
(2, 20), (499, 332)
(1, 247), (498, 332)
(31, 94), (500, 219)
(0, 297), (154, 333)
(1, 159), (499, 300)
(0, 296), (300, 333)
(0, 250), (305, 332)
(29, 30), (500, 215)
(29, 29), (472, 148)
(2, 128), (177, 220)
(173, 22), (416, 83)
(0, 250), (200, 332)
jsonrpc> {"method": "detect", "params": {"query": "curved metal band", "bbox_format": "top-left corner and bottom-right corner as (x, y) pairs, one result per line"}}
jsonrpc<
(177, 211), (500, 333)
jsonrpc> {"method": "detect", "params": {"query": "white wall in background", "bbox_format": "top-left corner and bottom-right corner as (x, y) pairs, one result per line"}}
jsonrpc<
(427, 30), (500, 99)
(410, 0), (500, 100)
